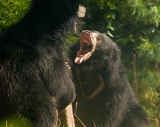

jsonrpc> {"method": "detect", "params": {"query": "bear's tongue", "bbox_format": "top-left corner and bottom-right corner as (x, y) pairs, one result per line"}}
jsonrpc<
(75, 56), (83, 64)
(75, 48), (91, 64)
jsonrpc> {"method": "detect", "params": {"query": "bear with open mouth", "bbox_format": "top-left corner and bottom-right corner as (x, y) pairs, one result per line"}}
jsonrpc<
(70, 30), (149, 127)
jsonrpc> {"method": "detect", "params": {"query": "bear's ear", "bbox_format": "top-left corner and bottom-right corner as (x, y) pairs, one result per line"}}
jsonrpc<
(77, 5), (86, 17)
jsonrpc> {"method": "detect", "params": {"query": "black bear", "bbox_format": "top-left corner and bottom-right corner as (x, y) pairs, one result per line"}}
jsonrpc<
(0, 0), (81, 127)
(70, 30), (149, 127)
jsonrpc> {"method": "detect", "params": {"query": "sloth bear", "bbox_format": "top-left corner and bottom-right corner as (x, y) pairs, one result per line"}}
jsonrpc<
(70, 30), (149, 127)
(0, 0), (81, 127)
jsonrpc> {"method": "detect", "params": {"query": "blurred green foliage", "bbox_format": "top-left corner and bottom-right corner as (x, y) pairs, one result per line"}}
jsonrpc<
(0, 0), (30, 29)
(0, 0), (160, 126)
(0, 115), (32, 127)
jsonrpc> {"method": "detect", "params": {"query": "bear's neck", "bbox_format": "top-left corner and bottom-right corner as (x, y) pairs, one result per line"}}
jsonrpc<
(11, 0), (79, 42)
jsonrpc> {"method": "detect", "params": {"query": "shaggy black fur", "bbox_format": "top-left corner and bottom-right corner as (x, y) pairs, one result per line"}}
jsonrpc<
(0, 0), (80, 126)
(70, 31), (149, 127)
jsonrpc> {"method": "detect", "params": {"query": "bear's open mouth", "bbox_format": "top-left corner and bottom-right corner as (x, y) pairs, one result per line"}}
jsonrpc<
(75, 30), (97, 64)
